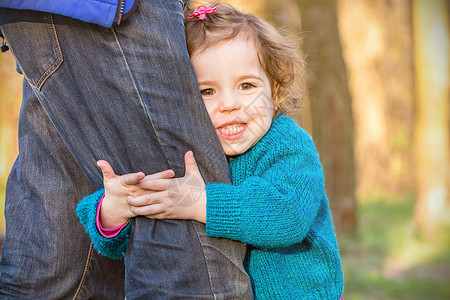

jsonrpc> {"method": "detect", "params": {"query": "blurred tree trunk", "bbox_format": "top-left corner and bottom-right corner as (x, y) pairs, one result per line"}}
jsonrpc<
(338, 0), (414, 198)
(0, 52), (21, 183)
(412, 0), (450, 235)
(0, 50), (22, 235)
(295, 0), (357, 234)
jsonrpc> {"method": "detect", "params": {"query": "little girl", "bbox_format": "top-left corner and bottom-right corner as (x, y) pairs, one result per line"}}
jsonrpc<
(77, 3), (344, 299)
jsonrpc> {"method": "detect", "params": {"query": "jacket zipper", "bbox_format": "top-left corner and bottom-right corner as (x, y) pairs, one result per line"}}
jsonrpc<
(116, 0), (125, 25)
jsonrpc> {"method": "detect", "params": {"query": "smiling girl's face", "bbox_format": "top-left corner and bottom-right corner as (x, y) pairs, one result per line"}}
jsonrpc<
(191, 38), (274, 156)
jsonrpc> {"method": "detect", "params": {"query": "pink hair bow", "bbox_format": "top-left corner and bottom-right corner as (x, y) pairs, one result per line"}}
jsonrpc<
(188, 5), (218, 20)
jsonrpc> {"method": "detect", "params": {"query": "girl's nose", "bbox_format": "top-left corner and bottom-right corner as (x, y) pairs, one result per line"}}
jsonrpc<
(218, 93), (241, 112)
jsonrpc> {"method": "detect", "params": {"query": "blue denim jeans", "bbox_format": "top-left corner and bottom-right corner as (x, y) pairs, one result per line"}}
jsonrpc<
(0, 0), (252, 299)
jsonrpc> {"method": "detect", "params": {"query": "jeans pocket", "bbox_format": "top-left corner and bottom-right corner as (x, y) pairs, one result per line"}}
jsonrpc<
(4, 13), (63, 90)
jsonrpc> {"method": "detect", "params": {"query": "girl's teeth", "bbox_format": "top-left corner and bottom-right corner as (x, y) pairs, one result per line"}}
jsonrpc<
(220, 124), (244, 135)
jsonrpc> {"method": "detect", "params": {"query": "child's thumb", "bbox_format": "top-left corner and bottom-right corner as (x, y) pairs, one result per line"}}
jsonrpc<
(97, 160), (115, 180)
(184, 151), (199, 175)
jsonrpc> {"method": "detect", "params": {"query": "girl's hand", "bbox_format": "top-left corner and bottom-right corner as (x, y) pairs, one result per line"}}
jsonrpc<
(98, 160), (175, 228)
(128, 151), (207, 224)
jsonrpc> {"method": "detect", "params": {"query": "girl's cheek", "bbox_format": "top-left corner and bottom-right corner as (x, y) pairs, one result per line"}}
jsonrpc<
(203, 102), (216, 116)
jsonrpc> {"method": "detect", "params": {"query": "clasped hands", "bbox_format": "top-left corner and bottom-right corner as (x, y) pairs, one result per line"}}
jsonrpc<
(99, 151), (207, 229)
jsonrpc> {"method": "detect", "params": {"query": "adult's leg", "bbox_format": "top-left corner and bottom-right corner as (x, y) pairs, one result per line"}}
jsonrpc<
(0, 0), (252, 298)
(0, 82), (125, 299)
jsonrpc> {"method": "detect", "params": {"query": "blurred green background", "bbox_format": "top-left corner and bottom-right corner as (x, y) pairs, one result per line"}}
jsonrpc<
(0, 0), (449, 299)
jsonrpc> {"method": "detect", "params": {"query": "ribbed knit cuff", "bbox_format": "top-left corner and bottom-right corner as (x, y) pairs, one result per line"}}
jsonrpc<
(205, 183), (242, 241)
(76, 189), (131, 259)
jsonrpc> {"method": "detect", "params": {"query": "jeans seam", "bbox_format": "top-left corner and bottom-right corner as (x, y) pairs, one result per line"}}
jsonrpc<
(191, 221), (217, 300)
(72, 243), (95, 300)
(27, 14), (63, 91)
(109, 26), (172, 169)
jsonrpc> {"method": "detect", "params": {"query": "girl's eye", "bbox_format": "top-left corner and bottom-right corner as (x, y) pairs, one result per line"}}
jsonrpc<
(239, 83), (256, 90)
(200, 88), (215, 96)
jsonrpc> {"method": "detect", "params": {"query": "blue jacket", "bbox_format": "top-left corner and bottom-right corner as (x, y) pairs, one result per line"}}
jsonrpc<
(0, 0), (139, 28)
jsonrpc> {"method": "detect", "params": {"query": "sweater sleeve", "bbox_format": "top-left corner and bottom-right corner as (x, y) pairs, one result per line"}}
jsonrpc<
(76, 189), (131, 259)
(206, 127), (325, 249)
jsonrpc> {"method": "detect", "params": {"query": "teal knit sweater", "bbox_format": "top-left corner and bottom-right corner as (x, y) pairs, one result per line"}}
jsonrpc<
(76, 114), (344, 299)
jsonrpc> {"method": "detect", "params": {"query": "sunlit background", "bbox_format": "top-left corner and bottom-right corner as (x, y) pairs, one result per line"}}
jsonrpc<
(0, 0), (449, 299)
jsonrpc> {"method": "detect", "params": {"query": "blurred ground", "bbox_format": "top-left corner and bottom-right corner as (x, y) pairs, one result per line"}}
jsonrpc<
(340, 194), (450, 299)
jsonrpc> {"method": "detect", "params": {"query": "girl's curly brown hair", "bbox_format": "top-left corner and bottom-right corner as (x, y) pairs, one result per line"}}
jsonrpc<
(185, 2), (305, 116)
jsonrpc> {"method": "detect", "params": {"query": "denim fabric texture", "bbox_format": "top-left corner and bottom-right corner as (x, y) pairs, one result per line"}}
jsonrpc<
(0, 0), (252, 298)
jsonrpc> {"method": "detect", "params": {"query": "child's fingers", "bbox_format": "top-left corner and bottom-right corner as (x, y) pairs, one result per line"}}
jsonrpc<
(184, 151), (199, 175)
(138, 178), (171, 191)
(127, 193), (163, 207)
(120, 172), (145, 186)
(141, 169), (175, 181)
(130, 203), (166, 217)
(97, 160), (116, 180)
(137, 169), (174, 191)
